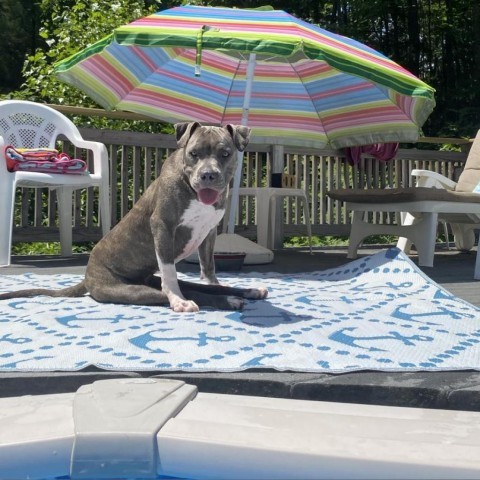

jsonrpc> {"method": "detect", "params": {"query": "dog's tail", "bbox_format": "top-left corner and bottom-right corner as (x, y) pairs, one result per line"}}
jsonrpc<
(0, 281), (88, 300)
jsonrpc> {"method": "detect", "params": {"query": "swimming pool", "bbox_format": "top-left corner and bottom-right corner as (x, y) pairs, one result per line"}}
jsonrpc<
(2, 377), (480, 479)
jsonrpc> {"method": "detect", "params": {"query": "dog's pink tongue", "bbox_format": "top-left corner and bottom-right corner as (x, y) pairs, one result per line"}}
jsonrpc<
(198, 188), (220, 205)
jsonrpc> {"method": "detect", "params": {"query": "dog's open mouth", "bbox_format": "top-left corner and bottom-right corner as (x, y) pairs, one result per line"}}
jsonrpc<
(197, 188), (221, 206)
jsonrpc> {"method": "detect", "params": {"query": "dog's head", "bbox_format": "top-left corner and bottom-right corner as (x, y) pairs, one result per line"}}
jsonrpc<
(175, 122), (251, 206)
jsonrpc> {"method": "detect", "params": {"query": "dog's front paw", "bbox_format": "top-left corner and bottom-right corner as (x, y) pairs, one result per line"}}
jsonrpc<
(171, 298), (200, 312)
(244, 286), (268, 300)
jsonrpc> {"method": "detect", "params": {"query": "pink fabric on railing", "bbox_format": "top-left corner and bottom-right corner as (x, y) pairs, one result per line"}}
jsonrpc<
(344, 143), (399, 166)
(4, 146), (88, 174)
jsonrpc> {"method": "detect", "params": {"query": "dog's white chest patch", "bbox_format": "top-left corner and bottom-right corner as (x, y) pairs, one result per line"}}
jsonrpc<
(177, 200), (225, 260)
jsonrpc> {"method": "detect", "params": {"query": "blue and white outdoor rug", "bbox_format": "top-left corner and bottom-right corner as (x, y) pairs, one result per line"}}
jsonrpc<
(0, 248), (479, 372)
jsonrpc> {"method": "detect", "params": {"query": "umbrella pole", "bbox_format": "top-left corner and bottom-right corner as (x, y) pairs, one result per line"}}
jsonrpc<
(227, 53), (256, 234)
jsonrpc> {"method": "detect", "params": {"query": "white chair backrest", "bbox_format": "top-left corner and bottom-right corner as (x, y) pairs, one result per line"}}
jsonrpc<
(0, 100), (80, 149)
(455, 129), (480, 192)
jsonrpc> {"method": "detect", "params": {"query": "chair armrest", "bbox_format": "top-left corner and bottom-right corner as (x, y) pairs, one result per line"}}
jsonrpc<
(411, 169), (457, 190)
(68, 137), (109, 179)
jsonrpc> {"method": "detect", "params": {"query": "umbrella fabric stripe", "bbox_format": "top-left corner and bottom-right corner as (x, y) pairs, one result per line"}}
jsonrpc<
(141, 63), (233, 100)
(144, 75), (230, 106)
(106, 44), (152, 84)
(124, 89), (225, 122)
(180, 49), (241, 77)
(132, 85), (226, 117)
(325, 110), (416, 129)
(118, 101), (209, 124)
(306, 76), (379, 100)
(225, 89), (319, 116)
(221, 119), (327, 143)
(326, 114), (419, 129)
(122, 92), (227, 122)
(136, 48), (239, 95)
(328, 121), (418, 133)
(72, 44), (149, 99)
(138, 9), (398, 68)
(294, 61), (344, 82)
(387, 90), (432, 127)
(390, 91), (417, 117)
(116, 29), (300, 59)
(224, 111), (325, 133)
(310, 83), (378, 102)
(76, 58), (136, 106)
(77, 46), (237, 113)
(116, 26), (417, 85)
(115, 7), (432, 97)
(238, 61), (329, 83)
(131, 46), (162, 72)
(319, 102), (419, 132)
(324, 101), (414, 120)
(57, 69), (119, 110)
(120, 99), (221, 123)
(311, 89), (388, 112)
(154, 5), (388, 64)
(302, 44), (432, 99)
(147, 73), (225, 103)
(239, 116), (324, 131)
(326, 122), (419, 139)
(129, 48), (241, 100)
(91, 53), (139, 94)
(55, 34), (114, 73)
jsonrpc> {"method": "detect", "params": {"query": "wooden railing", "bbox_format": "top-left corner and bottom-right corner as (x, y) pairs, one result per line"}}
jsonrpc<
(11, 110), (471, 246)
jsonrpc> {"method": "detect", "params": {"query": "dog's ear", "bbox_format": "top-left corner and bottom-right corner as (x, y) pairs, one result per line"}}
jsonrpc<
(175, 122), (201, 147)
(225, 125), (251, 152)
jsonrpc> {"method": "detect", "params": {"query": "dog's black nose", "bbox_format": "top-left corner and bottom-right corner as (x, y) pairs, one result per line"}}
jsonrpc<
(200, 170), (219, 183)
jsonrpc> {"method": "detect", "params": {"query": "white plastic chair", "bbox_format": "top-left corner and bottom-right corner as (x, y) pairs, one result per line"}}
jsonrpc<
(0, 100), (111, 266)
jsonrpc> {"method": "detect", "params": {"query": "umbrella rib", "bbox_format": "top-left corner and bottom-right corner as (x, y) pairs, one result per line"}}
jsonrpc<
(289, 61), (327, 135)
(219, 58), (244, 125)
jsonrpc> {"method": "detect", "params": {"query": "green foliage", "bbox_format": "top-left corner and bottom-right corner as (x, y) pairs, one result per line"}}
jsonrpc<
(285, 235), (400, 248)
(11, 242), (94, 255)
(0, 0), (38, 93)
(286, 236), (348, 248)
(26, 0), (159, 103)
(5, 0), (162, 129)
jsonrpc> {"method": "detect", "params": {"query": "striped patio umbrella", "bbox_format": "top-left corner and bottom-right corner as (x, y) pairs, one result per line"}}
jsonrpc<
(55, 5), (435, 150)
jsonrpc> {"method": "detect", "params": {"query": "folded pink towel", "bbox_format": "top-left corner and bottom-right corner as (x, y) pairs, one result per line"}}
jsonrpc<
(5, 146), (88, 174)
(344, 143), (399, 166)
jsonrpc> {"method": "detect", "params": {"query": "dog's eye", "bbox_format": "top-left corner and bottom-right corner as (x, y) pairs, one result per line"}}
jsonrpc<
(190, 150), (198, 157)
(222, 150), (230, 157)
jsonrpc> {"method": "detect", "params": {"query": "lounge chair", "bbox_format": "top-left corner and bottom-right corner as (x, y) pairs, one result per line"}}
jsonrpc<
(328, 130), (480, 279)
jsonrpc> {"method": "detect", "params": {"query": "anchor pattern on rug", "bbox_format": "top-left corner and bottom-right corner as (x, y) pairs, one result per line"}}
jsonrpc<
(0, 248), (479, 372)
